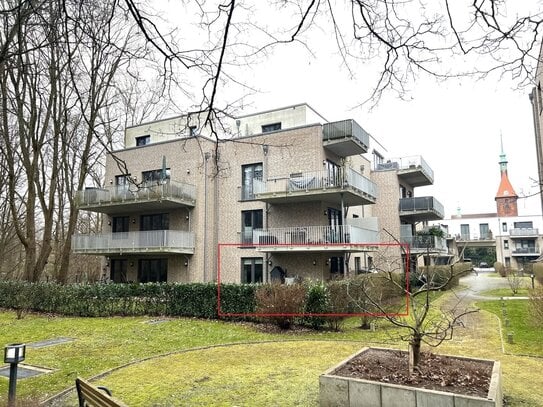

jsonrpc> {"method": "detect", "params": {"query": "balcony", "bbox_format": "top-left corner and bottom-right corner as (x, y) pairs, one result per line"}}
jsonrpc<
(400, 235), (448, 254)
(510, 228), (539, 238)
(251, 168), (377, 206)
(375, 156), (434, 187)
(251, 225), (379, 253)
(76, 180), (196, 214)
(72, 230), (195, 255)
(511, 247), (540, 256)
(322, 119), (369, 156)
(399, 196), (444, 222)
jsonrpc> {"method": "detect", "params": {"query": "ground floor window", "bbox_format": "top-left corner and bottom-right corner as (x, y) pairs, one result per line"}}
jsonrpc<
(330, 256), (344, 275)
(504, 257), (511, 268)
(242, 257), (263, 283)
(138, 258), (167, 283)
(111, 259), (128, 283)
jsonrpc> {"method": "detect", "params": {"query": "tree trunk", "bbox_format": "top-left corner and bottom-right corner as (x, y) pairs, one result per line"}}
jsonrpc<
(408, 334), (422, 374)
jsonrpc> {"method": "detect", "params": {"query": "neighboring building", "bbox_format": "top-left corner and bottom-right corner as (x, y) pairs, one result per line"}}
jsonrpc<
(434, 145), (543, 270)
(72, 103), (446, 283)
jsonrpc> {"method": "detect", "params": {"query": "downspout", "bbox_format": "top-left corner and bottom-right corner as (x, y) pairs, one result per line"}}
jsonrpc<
(203, 152), (210, 282)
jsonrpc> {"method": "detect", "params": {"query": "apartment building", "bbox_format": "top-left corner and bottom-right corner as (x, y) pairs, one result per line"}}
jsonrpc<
(72, 103), (446, 283)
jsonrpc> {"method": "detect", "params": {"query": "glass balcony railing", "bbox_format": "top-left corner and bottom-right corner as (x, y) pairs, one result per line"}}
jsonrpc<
(399, 196), (444, 218)
(400, 235), (448, 251)
(72, 230), (195, 254)
(252, 224), (379, 246)
(510, 228), (539, 237)
(76, 179), (196, 207)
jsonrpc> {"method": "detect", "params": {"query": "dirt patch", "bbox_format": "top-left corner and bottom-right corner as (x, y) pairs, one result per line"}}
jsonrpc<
(333, 348), (493, 398)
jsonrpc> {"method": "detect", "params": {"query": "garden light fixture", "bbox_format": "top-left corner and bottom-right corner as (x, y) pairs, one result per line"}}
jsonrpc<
(4, 343), (26, 407)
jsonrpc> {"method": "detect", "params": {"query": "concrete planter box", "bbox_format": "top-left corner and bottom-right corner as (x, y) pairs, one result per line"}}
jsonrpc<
(320, 347), (502, 407)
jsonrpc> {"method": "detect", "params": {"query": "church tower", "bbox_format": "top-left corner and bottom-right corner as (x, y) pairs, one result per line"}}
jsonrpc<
(495, 138), (518, 217)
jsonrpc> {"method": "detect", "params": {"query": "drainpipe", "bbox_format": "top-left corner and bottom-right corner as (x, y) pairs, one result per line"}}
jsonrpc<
(203, 152), (210, 282)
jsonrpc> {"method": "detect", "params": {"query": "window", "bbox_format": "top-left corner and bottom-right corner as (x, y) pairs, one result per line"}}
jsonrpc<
(111, 259), (128, 283)
(140, 213), (169, 231)
(505, 257), (511, 267)
(479, 223), (489, 239)
(261, 122), (281, 133)
(502, 222), (507, 232)
(138, 259), (167, 283)
(241, 163), (263, 200)
(242, 258), (263, 283)
(115, 174), (131, 193)
(354, 257), (361, 274)
(136, 135), (150, 146)
(504, 239), (509, 250)
(324, 160), (341, 186)
(142, 168), (170, 184)
(372, 150), (384, 168)
(189, 126), (197, 136)
(460, 224), (470, 240)
(112, 216), (129, 237)
(241, 210), (263, 244)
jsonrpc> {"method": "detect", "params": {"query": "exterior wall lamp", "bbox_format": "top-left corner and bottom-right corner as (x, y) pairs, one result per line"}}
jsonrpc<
(313, 260), (317, 266)
(4, 343), (26, 407)
(268, 260), (272, 266)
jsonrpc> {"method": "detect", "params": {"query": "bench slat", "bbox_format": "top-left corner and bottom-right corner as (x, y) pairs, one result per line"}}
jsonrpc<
(76, 377), (128, 407)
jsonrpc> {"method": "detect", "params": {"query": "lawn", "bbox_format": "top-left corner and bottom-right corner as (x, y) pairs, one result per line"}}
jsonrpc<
(1, 290), (542, 406)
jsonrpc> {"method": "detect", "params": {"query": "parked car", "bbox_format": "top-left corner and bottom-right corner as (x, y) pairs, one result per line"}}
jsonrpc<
(479, 262), (489, 268)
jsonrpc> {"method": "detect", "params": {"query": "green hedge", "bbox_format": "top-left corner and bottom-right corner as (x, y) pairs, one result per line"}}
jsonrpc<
(0, 281), (256, 318)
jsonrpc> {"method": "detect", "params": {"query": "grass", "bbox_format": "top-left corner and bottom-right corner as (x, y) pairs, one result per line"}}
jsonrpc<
(476, 299), (543, 357)
(1, 283), (542, 406)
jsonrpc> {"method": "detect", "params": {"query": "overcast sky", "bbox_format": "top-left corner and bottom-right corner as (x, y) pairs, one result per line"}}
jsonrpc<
(234, 33), (542, 219)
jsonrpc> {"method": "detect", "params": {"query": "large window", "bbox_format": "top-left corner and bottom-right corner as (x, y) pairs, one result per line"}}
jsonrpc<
(479, 223), (489, 239)
(111, 259), (128, 283)
(242, 258), (263, 283)
(324, 160), (341, 186)
(115, 174), (131, 194)
(504, 240), (509, 250)
(140, 213), (169, 231)
(241, 163), (263, 200)
(112, 216), (129, 233)
(514, 221), (533, 229)
(138, 259), (167, 283)
(460, 224), (470, 240)
(242, 210), (263, 244)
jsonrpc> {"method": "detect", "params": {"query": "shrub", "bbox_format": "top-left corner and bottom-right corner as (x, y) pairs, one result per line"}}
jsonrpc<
(304, 282), (327, 329)
(494, 261), (506, 277)
(530, 286), (543, 327)
(533, 263), (543, 285)
(255, 283), (306, 329)
(325, 280), (350, 331)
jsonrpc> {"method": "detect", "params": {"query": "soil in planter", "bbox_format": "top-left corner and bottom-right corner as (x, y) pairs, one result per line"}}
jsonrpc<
(333, 348), (493, 398)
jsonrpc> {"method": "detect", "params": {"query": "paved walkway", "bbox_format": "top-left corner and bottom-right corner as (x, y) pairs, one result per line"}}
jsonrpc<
(453, 269), (529, 302)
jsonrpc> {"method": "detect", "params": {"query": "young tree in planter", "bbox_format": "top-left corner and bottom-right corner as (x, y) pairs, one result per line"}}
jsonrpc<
(354, 239), (475, 374)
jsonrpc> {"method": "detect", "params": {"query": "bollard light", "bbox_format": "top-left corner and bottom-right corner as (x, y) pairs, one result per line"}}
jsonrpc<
(4, 343), (26, 407)
(4, 344), (25, 364)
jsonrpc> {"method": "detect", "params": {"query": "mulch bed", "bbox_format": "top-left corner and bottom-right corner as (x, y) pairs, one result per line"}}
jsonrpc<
(333, 348), (493, 398)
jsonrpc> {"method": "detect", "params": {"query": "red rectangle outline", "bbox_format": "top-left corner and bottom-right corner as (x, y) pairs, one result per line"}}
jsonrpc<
(216, 242), (410, 318)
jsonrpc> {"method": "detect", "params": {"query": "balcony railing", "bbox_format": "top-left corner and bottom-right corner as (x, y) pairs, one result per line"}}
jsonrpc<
(510, 228), (539, 237)
(399, 196), (444, 218)
(77, 180), (196, 207)
(512, 247), (540, 255)
(322, 119), (370, 150)
(72, 230), (195, 254)
(375, 155), (434, 181)
(252, 168), (377, 200)
(252, 224), (379, 246)
(400, 235), (448, 252)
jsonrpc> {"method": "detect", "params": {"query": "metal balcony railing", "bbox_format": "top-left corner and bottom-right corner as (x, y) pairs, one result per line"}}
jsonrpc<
(399, 196), (444, 218)
(252, 168), (377, 199)
(252, 224), (379, 246)
(77, 180), (196, 206)
(72, 230), (195, 253)
(510, 228), (539, 237)
(322, 119), (369, 150)
(374, 155), (434, 181)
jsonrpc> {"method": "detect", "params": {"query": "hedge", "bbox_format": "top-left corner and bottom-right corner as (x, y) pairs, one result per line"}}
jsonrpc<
(0, 281), (256, 318)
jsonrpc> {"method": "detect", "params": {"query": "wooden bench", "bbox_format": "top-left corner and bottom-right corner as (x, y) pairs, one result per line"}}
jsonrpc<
(75, 377), (128, 407)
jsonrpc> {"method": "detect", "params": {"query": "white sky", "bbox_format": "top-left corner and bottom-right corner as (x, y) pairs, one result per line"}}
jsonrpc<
(231, 36), (542, 219)
(159, 1), (543, 219)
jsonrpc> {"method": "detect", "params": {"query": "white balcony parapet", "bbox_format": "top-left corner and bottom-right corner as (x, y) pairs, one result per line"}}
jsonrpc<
(252, 168), (377, 200)
(252, 224), (379, 246)
(72, 230), (195, 253)
(77, 180), (196, 207)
